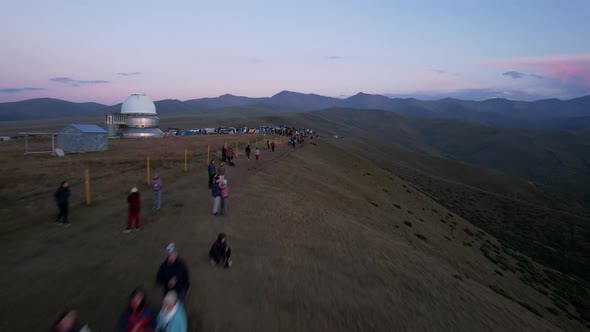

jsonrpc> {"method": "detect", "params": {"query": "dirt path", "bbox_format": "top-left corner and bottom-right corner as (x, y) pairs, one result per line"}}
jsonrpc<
(0, 140), (578, 331)
(0, 142), (299, 331)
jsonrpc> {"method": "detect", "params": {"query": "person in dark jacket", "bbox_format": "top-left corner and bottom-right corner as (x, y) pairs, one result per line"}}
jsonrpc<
(211, 176), (221, 216)
(209, 233), (232, 269)
(54, 181), (71, 225)
(221, 146), (227, 162)
(245, 145), (251, 160)
(117, 287), (157, 332)
(125, 187), (141, 233)
(156, 243), (190, 302)
(207, 159), (216, 189)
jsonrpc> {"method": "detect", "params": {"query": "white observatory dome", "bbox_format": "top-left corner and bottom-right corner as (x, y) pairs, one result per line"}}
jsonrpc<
(121, 93), (157, 115)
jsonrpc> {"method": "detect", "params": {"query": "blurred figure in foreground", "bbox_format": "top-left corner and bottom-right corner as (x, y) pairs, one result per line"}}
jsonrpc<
(156, 291), (187, 332)
(117, 287), (157, 332)
(156, 243), (190, 301)
(50, 309), (91, 332)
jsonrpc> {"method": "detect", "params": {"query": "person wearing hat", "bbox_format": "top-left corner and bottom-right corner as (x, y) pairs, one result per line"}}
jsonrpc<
(209, 233), (232, 269)
(156, 243), (190, 301)
(125, 187), (141, 233)
(156, 291), (187, 332)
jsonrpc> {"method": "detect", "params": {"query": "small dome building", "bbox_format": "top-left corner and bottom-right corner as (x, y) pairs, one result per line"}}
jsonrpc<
(105, 93), (163, 138)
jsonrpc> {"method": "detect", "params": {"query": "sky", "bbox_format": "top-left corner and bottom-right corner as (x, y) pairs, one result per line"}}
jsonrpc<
(1, 0), (589, 104)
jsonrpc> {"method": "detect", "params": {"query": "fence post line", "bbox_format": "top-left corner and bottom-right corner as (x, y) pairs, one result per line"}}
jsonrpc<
(184, 149), (188, 173)
(85, 168), (91, 206)
(146, 155), (151, 186)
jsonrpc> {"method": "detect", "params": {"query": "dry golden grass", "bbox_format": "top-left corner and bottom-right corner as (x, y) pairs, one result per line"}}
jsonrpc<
(0, 137), (585, 331)
(0, 134), (279, 233)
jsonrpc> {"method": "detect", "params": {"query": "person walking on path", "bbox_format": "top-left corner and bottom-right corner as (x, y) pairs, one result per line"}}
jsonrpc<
(151, 174), (163, 210)
(219, 179), (229, 215)
(54, 181), (71, 226)
(245, 145), (251, 160)
(271, 140), (276, 152)
(125, 187), (141, 233)
(156, 243), (190, 302)
(255, 147), (260, 161)
(217, 162), (226, 181)
(226, 147), (235, 166)
(209, 233), (232, 268)
(221, 145), (227, 163)
(117, 287), (157, 332)
(207, 159), (216, 189)
(211, 176), (222, 216)
(156, 291), (187, 332)
(266, 139), (270, 149)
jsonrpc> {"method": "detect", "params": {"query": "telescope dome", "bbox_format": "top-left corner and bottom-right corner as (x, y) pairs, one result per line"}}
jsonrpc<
(121, 93), (156, 115)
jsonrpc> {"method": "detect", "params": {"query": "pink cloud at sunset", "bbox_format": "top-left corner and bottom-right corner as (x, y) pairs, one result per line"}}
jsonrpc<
(483, 54), (590, 95)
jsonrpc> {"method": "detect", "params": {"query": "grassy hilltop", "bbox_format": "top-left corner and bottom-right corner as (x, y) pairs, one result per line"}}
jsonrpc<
(0, 108), (589, 330)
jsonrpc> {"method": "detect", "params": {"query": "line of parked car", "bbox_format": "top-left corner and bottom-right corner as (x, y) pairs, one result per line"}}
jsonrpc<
(163, 125), (287, 137)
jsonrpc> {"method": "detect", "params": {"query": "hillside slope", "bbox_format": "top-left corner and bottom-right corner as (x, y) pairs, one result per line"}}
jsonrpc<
(0, 139), (587, 331)
(0, 98), (105, 121)
(294, 108), (590, 194)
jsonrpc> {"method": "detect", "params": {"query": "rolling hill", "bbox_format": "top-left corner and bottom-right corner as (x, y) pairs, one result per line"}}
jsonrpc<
(0, 98), (106, 121)
(2, 92), (590, 130)
(1, 134), (588, 330)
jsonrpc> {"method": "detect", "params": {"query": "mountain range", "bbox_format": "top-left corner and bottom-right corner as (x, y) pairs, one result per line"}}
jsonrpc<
(1, 91), (590, 130)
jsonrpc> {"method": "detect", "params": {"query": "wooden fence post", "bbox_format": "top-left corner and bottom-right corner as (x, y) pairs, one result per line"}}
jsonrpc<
(85, 168), (91, 205)
(207, 144), (210, 165)
(184, 149), (188, 172)
(146, 155), (151, 186)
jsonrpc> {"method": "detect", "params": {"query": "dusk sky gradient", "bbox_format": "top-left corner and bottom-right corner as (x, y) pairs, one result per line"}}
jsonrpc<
(1, 0), (590, 104)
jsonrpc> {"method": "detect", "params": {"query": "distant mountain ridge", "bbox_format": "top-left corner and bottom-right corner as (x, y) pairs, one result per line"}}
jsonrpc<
(1, 91), (590, 130)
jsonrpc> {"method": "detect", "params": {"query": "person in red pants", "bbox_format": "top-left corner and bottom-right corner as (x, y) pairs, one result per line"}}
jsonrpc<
(125, 187), (141, 233)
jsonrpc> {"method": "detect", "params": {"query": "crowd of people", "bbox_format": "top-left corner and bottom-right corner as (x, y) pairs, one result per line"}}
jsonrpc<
(49, 129), (314, 331)
(51, 238), (232, 332)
